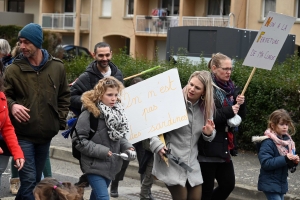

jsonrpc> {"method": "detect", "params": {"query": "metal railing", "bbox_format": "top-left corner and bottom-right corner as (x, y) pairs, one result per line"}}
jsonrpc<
(182, 16), (229, 27)
(136, 15), (179, 34)
(41, 13), (89, 30)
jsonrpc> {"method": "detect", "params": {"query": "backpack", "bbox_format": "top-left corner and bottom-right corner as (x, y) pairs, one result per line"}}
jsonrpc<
(70, 113), (99, 161)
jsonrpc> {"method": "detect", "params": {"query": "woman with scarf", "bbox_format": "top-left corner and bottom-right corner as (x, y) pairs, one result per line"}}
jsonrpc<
(72, 76), (136, 200)
(150, 71), (216, 200)
(198, 53), (246, 200)
(253, 109), (299, 200)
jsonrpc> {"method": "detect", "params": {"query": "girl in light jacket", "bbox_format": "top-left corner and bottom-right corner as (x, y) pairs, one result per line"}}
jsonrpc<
(72, 76), (135, 200)
(150, 71), (216, 200)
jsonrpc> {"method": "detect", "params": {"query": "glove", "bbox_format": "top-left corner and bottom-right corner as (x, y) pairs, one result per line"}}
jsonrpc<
(124, 150), (136, 161)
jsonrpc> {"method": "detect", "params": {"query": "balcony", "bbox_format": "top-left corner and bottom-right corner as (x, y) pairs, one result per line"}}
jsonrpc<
(135, 16), (230, 35)
(182, 16), (229, 27)
(41, 13), (89, 30)
(136, 15), (179, 35)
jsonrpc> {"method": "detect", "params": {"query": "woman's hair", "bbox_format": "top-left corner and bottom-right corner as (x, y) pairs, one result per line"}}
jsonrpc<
(0, 61), (4, 91)
(207, 52), (231, 70)
(11, 42), (21, 58)
(186, 70), (215, 121)
(267, 109), (296, 135)
(0, 39), (11, 55)
(130, 77), (143, 85)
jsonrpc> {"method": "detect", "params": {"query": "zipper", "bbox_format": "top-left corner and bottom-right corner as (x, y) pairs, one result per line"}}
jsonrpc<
(48, 74), (56, 90)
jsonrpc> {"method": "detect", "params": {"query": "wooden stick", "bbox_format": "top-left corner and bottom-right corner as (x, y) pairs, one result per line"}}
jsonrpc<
(241, 67), (256, 96)
(123, 73), (142, 81)
(158, 134), (169, 167)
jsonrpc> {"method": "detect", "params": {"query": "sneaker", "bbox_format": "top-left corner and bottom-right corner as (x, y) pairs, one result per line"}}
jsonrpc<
(10, 178), (20, 195)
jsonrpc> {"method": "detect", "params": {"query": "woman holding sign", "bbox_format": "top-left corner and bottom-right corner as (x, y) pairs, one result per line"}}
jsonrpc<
(198, 53), (246, 200)
(150, 71), (216, 200)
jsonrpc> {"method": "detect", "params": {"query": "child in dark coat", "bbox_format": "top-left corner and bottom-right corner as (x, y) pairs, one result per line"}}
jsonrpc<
(253, 109), (299, 200)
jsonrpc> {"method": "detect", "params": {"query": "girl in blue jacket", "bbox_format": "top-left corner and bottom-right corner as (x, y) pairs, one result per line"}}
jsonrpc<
(253, 109), (299, 200)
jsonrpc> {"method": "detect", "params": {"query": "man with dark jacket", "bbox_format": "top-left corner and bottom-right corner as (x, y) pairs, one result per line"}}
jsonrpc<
(70, 42), (123, 115)
(4, 23), (70, 200)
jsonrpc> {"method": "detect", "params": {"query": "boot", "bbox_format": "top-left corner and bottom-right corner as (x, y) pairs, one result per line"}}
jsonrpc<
(10, 178), (20, 195)
(110, 180), (119, 197)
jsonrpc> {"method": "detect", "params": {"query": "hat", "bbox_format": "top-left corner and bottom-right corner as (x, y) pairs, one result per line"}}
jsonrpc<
(18, 23), (43, 49)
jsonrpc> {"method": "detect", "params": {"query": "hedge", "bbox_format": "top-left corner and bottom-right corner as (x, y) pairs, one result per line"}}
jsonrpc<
(64, 50), (300, 152)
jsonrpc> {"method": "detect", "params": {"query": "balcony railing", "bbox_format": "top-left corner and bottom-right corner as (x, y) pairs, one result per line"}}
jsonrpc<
(136, 16), (230, 34)
(41, 13), (89, 30)
(182, 16), (229, 27)
(136, 15), (179, 34)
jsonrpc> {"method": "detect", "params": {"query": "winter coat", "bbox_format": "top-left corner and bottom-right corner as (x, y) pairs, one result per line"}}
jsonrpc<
(72, 92), (133, 180)
(198, 86), (246, 160)
(150, 100), (215, 187)
(4, 53), (70, 144)
(70, 61), (123, 115)
(256, 136), (290, 194)
(0, 92), (24, 160)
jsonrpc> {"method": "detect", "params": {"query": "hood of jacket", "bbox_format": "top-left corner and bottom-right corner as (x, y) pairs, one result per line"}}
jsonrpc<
(85, 60), (121, 79)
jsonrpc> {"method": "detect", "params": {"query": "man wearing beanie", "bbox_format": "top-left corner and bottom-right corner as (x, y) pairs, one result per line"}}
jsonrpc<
(4, 23), (70, 200)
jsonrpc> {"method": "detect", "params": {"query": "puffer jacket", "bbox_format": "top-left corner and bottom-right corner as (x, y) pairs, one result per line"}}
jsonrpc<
(70, 61), (123, 115)
(0, 92), (24, 160)
(198, 86), (246, 160)
(72, 92), (133, 180)
(256, 136), (290, 194)
(4, 53), (70, 144)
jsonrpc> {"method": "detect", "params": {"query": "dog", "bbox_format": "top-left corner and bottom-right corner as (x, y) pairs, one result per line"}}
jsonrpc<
(33, 178), (86, 200)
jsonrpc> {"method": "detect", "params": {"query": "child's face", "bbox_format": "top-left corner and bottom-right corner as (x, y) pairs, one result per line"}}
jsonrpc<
(100, 87), (119, 107)
(273, 119), (289, 136)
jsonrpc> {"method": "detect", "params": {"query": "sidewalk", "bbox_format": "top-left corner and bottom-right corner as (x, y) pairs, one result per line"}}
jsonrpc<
(49, 146), (300, 200)
(3, 133), (300, 200)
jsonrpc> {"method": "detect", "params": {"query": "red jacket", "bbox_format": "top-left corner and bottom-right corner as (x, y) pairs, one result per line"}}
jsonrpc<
(0, 92), (24, 160)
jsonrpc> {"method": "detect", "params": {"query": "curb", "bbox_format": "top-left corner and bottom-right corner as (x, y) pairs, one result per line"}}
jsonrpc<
(49, 146), (300, 200)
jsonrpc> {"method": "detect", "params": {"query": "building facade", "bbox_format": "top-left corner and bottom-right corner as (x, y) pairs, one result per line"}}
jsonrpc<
(0, 0), (299, 60)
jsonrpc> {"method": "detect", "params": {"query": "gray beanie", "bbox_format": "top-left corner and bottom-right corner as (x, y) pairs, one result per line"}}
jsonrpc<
(18, 23), (43, 49)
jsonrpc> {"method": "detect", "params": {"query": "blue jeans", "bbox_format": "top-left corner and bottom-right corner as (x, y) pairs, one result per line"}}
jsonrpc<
(87, 174), (111, 200)
(15, 140), (50, 200)
(264, 192), (284, 200)
(0, 155), (10, 186)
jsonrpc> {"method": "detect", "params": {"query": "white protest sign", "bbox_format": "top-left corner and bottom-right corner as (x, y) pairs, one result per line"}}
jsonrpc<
(121, 68), (188, 144)
(243, 12), (296, 70)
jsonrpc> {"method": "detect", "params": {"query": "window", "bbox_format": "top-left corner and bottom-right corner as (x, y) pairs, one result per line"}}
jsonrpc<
(102, 0), (111, 17)
(263, 0), (276, 18)
(126, 0), (134, 17)
(161, 0), (179, 16)
(207, 0), (231, 16)
(296, 0), (300, 18)
(7, 0), (24, 13)
(65, 0), (75, 13)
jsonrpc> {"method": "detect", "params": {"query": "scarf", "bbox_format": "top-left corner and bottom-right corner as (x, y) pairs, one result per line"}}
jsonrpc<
(211, 73), (235, 107)
(264, 128), (295, 156)
(97, 102), (129, 141)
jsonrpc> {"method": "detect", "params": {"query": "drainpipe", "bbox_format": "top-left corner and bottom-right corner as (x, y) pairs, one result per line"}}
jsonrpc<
(246, 0), (249, 29)
(74, 0), (81, 45)
(89, 0), (93, 51)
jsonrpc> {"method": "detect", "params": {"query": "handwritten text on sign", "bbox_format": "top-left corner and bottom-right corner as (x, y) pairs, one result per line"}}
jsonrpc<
(243, 11), (296, 70)
(121, 68), (188, 144)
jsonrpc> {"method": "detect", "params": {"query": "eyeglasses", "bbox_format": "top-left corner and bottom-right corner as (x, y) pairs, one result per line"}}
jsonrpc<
(219, 67), (233, 72)
(98, 53), (111, 58)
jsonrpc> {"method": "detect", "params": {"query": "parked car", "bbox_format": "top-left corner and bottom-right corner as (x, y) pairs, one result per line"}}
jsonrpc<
(56, 44), (93, 60)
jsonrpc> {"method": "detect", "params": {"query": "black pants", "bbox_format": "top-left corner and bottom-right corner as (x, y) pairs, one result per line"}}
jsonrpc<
(200, 161), (235, 200)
